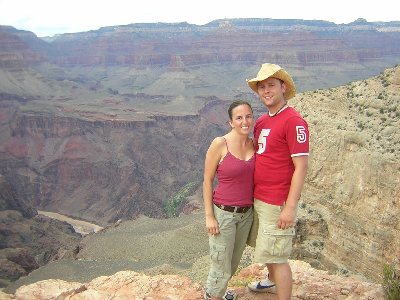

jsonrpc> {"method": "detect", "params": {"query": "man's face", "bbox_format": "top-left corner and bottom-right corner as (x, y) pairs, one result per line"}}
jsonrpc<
(256, 77), (286, 108)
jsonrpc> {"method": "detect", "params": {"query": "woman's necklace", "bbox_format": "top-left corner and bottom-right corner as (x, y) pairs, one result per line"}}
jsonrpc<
(269, 102), (288, 117)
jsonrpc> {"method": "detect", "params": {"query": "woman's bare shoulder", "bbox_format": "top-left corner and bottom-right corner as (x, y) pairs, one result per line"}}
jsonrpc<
(212, 136), (226, 145)
(208, 136), (227, 153)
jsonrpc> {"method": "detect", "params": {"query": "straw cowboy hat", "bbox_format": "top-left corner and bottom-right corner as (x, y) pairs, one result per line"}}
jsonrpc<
(247, 63), (296, 100)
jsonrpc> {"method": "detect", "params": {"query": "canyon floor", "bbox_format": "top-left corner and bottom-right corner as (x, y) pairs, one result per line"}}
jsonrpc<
(37, 211), (103, 235)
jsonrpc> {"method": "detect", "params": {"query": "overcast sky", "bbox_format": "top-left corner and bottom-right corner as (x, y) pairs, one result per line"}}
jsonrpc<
(0, 0), (398, 37)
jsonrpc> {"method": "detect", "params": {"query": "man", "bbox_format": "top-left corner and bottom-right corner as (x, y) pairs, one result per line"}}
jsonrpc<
(246, 63), (309, 300)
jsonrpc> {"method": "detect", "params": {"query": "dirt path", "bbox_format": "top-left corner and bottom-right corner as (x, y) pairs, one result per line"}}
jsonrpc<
(38, 211), (103, 235)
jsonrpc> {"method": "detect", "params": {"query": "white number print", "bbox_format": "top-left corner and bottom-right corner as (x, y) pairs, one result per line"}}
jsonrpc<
(257, 129), (271, 154)
(296, 126), (307, 143)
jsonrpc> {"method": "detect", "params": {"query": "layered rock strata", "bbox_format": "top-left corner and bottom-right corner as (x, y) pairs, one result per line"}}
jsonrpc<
(0, 261), (384, 300)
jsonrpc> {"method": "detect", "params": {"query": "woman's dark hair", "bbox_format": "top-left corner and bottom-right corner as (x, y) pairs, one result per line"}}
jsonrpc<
(228, 100), (253, 120)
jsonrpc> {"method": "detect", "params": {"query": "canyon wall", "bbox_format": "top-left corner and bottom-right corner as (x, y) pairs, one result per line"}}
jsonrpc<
(1, 19), (400, 96)
(293, 66), (400, 281)
(44, 20), (400, 68)
(0, 99), (227, 224)
(0, 19), (399, 285)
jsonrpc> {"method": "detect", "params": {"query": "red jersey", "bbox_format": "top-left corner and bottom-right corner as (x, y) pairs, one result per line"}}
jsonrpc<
(253, 106), (309, 206)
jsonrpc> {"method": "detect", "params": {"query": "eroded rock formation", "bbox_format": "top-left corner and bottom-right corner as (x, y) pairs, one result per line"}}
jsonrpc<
(0, 261), (384, 299)
(0, 19), (399, 289)
(292, 66), (400, 281)
(0, 101), (225, 224)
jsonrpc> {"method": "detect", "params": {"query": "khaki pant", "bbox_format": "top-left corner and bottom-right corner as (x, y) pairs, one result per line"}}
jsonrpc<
(253, 198), (296, 264)
(205, 204), (253, 297)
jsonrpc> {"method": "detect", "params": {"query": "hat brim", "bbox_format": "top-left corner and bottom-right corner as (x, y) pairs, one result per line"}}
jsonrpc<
(247, 67), (296, 100)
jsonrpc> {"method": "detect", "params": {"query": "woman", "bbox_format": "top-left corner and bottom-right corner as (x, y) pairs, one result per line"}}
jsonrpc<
(203, 100), (255, 300)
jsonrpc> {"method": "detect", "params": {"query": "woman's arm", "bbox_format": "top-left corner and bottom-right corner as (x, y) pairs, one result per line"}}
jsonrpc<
(203, 137), (223, 235)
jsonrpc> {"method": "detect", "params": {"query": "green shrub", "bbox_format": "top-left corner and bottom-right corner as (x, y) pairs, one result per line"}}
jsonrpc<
(336, 267), (349, 276)
(163, 182), (197, 218)
(383, 264), (400, 300)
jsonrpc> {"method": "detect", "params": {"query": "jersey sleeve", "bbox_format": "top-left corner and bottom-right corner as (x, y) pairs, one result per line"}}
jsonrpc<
(286, 116), (309, 157)
(253, 116), (262, 153)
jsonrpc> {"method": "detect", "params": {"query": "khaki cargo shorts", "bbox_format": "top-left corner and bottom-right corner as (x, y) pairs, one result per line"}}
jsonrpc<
(253, 198), (296, 264)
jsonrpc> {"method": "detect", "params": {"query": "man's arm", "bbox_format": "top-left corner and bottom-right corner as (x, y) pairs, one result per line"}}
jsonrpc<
(277, 155), (308, 229)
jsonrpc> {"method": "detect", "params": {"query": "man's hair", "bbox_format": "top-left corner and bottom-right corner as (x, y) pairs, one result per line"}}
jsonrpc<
(256, 77), (284, 88)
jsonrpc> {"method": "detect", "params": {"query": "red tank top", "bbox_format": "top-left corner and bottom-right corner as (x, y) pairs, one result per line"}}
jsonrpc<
(213, 139), (255, 207)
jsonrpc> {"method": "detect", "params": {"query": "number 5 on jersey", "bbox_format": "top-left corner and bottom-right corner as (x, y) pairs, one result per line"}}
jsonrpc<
(257, 129), (271, 154)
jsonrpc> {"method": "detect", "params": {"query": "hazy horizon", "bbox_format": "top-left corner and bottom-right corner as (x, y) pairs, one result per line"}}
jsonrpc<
(0, 0), (399, 37)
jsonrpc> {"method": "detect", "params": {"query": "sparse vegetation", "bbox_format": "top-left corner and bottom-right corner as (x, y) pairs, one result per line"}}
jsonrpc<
(229, 277), (254, 287)
(383, 264), (400, 300)
(163, 182), (197, 217)
(312, 240), (325, 249)
(336, 266), (350, 277)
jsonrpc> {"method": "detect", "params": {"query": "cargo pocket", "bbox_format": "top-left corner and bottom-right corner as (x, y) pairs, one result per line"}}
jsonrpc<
(208, 269), (224, 285)
(209, 244), (226, 284)
(261, 224), (295, 257)
(210, 244), (226, 265)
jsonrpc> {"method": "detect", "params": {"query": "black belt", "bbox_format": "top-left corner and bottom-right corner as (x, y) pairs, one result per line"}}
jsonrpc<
(215, 203), (251, 214)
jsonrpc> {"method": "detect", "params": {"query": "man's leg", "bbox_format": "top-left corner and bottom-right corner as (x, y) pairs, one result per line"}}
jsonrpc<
(267, 263), (292, 300)
(248, 199), (295, 295)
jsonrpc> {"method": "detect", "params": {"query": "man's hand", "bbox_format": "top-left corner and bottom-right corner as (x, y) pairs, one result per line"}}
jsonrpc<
(277, 206), (295, 229)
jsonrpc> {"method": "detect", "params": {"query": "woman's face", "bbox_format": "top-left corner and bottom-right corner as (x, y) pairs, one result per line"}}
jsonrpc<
(229, 104), (254, 135)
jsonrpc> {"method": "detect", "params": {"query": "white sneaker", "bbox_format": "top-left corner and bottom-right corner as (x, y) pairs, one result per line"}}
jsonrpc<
(247, 278), (276, 293)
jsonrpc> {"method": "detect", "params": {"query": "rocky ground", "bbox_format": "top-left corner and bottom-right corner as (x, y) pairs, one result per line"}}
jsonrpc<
(0, 261), (384, 299)
(3, 210), (387, 300)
